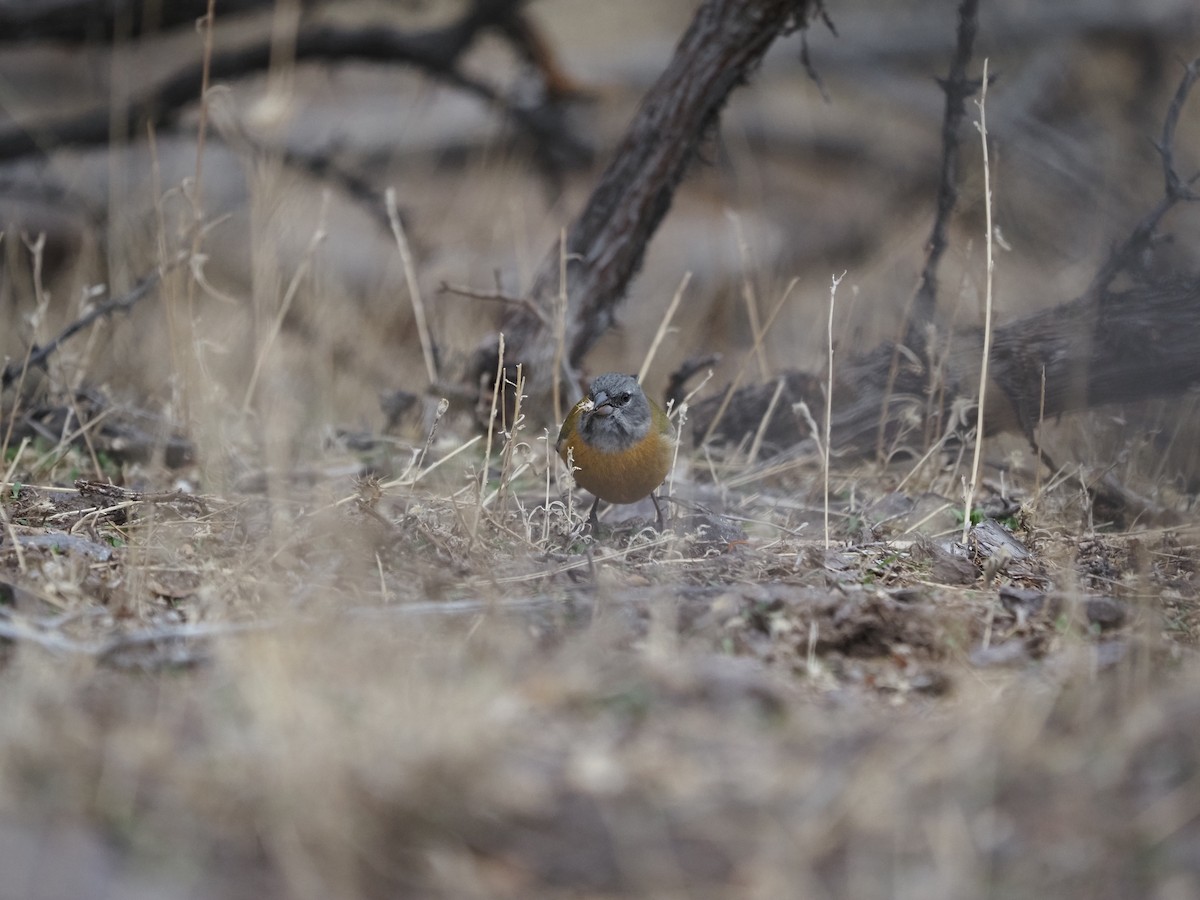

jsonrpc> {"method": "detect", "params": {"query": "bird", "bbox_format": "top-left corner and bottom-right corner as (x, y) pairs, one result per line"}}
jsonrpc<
(556, 372), (675, 531)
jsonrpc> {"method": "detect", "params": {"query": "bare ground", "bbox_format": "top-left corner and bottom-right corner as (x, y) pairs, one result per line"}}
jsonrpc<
(1, 400), (1198, 898)
(2, 1), (1200, 897)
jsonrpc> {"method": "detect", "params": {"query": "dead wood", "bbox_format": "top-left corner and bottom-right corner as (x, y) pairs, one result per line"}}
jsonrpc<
(0, 0), (282, 42)
(0, 0), (588, 168)
(694, 55), (1200, 460)
(691, 278), (1200, 458)
(907, 0), (981, 360)
(1, 252), (186, 392)
(471, 0), (825, 415)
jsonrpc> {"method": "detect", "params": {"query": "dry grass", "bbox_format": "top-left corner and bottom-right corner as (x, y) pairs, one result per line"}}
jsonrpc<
(2, 3), (1200, 896)
(0, 387), (1198, 897)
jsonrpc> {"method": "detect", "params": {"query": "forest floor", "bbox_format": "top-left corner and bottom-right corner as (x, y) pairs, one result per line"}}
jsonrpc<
(1, 392), (1198, 899)
(2, 2), (1200, 897)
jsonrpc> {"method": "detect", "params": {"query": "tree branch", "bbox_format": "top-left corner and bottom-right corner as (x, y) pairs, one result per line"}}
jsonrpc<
(473, 0), (823, 411)
(0, 2), (591, 170)
(905, 0), (981, 359)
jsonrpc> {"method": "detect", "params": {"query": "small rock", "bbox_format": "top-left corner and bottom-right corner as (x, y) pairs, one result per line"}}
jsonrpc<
(1085, 596), (1127, 630)
(969, 639), (1030, 668)
(998, 585), (1045, 625)
(910, 669), (952, 695)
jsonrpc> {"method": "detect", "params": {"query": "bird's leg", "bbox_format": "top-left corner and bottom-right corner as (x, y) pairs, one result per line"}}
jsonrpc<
(651, 492), (665, 531)
(588, 496), (601, 532)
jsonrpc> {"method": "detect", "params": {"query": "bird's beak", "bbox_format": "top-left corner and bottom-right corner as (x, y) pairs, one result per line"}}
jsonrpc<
(589, 391), (615, 417)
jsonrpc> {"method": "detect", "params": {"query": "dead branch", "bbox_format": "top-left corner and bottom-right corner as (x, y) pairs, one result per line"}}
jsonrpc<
(1084, 56), (1200, 299)
(472, 0), (825, 416)
(0, 0), (285, 43)
(693, 56), (1200, 460)
(10, 387), (195, 468)
(692, 279), (1200, 458)
(906, 0), (981, 360)
(0, 2), (591, 170)
(1, 251), (186, 391)
(438, 281), (551, 328)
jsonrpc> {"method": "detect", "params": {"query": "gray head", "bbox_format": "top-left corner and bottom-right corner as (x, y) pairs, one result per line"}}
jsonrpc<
(578, 373), (651, 452)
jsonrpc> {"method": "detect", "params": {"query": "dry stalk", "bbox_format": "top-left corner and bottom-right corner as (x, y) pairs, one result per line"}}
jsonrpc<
(30, 406), (117, 477)
(1035, 365), (1047, 501)
(147, 124), (185, 418)
(806, 620), (820, 677)
(905, 502), (955, 536)
(178, 0), (219, 425)
(728, 211), (769, 380)
(193, 0), (218, 201)
(675, 368), (714, 418)
(552, 228), (569, 425)
(375, 552), (390, 604)
(0, 438), (30, 574)
(895, 432), (951, 494)
(541, 429), (555, 546)
(1, 438), (29, 488)
(638, 272), (691, 385)
(409, 398), (450, 481)
(471, 334), (505, 548)
(794, 399), (822, 459)
(564, 446), (577, 529)
(667, 403), (688, 505)
(387, 188), (438, 386)
(241, 191), (330, 414)
(438, 281), (550, 326)
(747, 377), (786, 466)
(64, 377), (107, 480)
(409, 435), (480, 487)
(494, 364), (526, 511)
(0, 508), (27, 574)
(367, 429), (480, 499)
(2, 237), (49, 459)
(700, 276), (800, 446)
(825, 271), (845, 550)
(961, 58), (995, 545)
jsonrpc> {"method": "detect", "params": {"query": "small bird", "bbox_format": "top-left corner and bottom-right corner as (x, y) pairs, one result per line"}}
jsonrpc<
(556, 372), (675, 530)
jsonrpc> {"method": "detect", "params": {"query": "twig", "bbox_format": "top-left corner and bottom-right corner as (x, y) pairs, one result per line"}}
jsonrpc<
(193, 0), (217, 206)
(552, 228), (570, 425)
(0, 596), (566, 661)
(0, 0), (290, 43)
(700, 276), (800, 447)
(637, 271), (691, 385)
(377, 432), (481, 492)
(962, 57), (995, 545)
(0, 491), (28, 574)
(825, 271), (844, 551)
(241, 193), (330, 413)
(665, 354), (721, 410)
(471, 334), (505, 549)
(906, 0), (982, 358)
(439, 281), (551, 328)
(748, 376), (786, 466)
(0, 11), (591, 168)
(729, 212), (769, 380)
(1, 251), (188, 390)
(387, 188), (439, 386)
(1084, 56), (1200, 299)
(476, 0), (817, 410)
(493, 364), (526, 510)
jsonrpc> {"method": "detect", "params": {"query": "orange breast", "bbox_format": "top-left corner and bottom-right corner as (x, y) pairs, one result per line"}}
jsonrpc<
(558, 429), (673, 504)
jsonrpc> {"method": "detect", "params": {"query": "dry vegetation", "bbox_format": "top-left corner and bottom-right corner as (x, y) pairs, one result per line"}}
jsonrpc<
(2, 1), (1200, 897)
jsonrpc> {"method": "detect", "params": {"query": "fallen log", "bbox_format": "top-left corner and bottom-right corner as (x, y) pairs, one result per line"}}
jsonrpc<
(691, 279), (1200, 459)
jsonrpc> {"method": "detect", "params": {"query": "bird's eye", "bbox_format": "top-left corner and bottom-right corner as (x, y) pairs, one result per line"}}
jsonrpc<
(620, 392), (631, 403)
